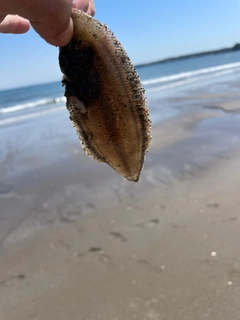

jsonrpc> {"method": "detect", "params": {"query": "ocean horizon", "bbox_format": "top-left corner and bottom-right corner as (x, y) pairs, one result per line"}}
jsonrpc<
(1, 50), (240, 126)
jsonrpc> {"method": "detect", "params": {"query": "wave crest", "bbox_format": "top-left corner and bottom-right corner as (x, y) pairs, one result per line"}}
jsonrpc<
(0, 96), (66, 114)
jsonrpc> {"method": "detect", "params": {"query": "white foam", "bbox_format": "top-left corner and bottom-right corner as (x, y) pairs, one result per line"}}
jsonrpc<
(142, 62), (240, 86)
(0, 106), (65, 126)
(0, 96), (65, 114)
(2, 62), (240, 120)
(146, 67), (240, 93)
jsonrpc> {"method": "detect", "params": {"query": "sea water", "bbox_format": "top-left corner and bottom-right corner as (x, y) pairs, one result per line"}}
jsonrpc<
(0, 50), (240, 124)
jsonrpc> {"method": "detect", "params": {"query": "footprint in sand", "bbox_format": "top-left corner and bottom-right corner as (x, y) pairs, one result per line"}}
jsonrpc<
(135, 219), (160, 228)
(221, 216), (238, 223)
(207, 201), (219, 208)
(0, 274), (25, 287)
(136, 259), (163, 274)
(88, 247), (115, 269)
(110, 231), (127, 242)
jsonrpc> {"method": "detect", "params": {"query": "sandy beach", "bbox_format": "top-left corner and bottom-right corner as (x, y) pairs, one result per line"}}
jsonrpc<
(1, 78), (240, 319)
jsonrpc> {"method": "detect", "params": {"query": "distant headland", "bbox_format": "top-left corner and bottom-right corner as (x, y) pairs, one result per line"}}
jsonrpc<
(136, 43), (240, 68)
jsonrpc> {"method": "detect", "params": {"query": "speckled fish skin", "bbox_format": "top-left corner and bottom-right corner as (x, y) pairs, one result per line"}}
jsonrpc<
(59, 9), (151, 182)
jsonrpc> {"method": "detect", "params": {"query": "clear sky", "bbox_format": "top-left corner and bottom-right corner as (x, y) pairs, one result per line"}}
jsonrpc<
(1, 0), (240, 89)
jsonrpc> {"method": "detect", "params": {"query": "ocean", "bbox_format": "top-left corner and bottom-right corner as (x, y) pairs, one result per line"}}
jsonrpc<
(1, 50), (240, 125)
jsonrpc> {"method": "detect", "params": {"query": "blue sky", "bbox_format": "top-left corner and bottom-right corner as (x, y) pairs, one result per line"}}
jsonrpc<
(1, 0), (240, 89)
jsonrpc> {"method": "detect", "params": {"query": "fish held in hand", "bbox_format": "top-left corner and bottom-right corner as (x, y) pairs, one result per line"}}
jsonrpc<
(59, 9), (151, 182)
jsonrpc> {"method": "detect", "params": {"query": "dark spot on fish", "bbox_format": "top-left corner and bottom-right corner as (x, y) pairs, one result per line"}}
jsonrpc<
(59, 39), (100, 105)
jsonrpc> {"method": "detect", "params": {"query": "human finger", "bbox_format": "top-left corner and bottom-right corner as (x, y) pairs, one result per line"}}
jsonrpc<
(0, 14), (30, 34)
(87, 0), (95, 16)
(72, 0), (95, 16)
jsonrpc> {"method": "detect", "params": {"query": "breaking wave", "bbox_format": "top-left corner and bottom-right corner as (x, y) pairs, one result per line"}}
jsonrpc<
(142, 62), (240, 92)
(0, 96), (65, 114)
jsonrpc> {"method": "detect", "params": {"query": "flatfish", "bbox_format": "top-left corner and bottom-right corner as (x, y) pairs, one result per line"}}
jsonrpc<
(59, 9), (151, 182)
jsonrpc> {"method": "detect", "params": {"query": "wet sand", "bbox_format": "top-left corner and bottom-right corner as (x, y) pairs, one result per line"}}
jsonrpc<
(1, 82), (240, 319)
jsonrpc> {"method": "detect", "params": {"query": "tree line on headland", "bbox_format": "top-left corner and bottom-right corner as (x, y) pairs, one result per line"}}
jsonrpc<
(136, 43), (240, 68)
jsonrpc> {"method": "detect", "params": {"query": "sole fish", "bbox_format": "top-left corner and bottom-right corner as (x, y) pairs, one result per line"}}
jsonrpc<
(59, 9), (151, 182)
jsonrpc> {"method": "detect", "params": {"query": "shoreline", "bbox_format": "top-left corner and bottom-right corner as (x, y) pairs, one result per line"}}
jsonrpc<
(1, 79), (240, 319)
(2, 82), (240, 247)
(0, 106), (222, 248)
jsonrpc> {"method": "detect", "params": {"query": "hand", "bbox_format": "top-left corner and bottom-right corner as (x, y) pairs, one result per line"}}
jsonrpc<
(0, 0), (95, 46)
